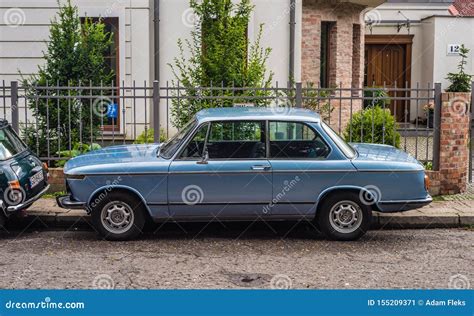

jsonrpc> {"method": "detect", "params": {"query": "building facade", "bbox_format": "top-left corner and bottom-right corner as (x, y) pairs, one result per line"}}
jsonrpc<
(0, 0), (383, 138)
(365, 0), (474, 122)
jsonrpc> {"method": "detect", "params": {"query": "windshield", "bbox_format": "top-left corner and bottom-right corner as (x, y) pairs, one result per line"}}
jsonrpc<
(321, 122), (357, 159)
(0, 126), (27, 160)
(160, 119), (197, 159)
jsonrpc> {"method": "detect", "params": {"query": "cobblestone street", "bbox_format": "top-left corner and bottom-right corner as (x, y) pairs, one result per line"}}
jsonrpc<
(0, 225), (472, 289)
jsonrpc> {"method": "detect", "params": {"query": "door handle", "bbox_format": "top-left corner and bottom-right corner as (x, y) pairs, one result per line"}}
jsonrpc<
(251, 165), (271, 171)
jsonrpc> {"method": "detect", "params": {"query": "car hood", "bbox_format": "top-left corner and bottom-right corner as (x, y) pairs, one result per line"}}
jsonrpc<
(351, 143), (423, 170)
(64, 144), (161, 173)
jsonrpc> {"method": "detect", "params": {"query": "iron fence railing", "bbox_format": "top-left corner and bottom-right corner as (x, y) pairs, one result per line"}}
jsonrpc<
(0, 80), (442, 167)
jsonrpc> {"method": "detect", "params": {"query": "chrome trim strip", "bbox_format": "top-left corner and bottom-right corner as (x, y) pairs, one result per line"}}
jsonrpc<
(166, 201), (314, 206)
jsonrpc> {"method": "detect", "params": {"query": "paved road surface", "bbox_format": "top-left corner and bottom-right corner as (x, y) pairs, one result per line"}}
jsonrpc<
(0, 223), (472, 289)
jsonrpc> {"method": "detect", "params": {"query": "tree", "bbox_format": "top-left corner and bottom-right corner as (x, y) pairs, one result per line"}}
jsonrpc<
(446, 44), (472, 92)
(169, 0), (273, 128)
(22, 0), (114, 161)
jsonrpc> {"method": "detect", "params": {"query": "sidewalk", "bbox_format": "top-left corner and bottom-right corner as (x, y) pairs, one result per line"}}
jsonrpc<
(21, 198), (474, 229)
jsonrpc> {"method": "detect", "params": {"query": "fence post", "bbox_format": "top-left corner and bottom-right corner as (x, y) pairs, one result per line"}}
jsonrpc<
(10, 81), (19, 133)
(295, 82), (302, 108)
(152, 80), (160, 143)
(470, 81), (474, 182)
(432, 82), (442, 171)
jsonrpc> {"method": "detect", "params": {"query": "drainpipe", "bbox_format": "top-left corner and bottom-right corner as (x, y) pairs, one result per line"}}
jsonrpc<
(289, 0), (296, 83)
(153, 0), (160, 81)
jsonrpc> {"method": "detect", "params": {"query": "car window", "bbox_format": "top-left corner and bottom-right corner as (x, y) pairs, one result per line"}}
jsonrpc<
(269, 121), (329, 159)
(207, 121), (265, 159)
(0, 126), (27, 160)
(321, 122), (356, 159)
(179, 123), (209, 159)
(160, 119), (196, 159)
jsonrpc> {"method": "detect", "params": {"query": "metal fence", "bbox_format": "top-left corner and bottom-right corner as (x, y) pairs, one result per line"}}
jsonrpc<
(0, 80), (441, 167)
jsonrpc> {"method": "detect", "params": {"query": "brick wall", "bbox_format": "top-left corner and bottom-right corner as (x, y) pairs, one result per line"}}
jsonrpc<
(301, 0), (365, 131)
(48, 168), (66, 193)
(428, 92), (471, 195)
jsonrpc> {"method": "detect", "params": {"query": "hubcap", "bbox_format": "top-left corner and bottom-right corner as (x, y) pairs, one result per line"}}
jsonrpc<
(101, 201), (134, 234)
(329, 200), (363, 234)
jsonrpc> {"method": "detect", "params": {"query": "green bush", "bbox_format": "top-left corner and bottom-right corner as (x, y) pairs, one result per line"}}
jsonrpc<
(446, 44), (473, 92)
(344, 106), (401, 148)
(134, 128), (167, 144)
(363, 87), (391, 108)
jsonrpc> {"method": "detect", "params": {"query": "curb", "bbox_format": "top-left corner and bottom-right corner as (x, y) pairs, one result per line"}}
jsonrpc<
(15, 211), (474, 230)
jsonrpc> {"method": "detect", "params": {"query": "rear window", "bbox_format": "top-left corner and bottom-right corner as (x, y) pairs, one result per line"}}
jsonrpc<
(0, 126), (27, 160)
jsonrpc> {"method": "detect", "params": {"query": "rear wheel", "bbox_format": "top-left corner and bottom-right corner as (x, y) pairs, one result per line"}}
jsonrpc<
(317, 192), (371, 241)
(91, 192), (146, 241)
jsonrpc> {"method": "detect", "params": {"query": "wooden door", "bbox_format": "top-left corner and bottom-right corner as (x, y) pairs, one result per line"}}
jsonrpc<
(365, 40), (411, 122)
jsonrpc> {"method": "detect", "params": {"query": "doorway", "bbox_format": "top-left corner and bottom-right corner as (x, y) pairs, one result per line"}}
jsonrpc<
(365, 35), (413, 122)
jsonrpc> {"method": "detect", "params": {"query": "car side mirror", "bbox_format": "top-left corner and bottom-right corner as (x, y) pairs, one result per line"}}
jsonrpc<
(197, 147), (209, 165)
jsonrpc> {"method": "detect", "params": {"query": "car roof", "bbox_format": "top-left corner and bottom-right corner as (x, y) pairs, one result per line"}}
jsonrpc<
(195, 107), (321, 123)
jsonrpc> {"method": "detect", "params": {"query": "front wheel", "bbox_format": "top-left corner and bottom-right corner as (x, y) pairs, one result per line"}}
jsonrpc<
(317, 192), (372, 241)
(91, 192), (146, 241)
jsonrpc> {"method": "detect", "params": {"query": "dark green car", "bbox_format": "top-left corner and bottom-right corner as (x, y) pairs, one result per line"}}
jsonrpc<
(0, 119), (49, 227)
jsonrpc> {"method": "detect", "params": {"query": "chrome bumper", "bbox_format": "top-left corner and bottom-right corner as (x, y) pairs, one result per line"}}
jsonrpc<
(378, 195), (433, 212)
(5, 184), (50, 213)
(56, 195), (86, 210)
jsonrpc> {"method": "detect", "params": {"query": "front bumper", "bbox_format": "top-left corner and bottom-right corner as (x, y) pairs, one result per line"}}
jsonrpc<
(56, 195), (86, 210)
(3, 184), (50, 213)
(377, 195), (433, 213)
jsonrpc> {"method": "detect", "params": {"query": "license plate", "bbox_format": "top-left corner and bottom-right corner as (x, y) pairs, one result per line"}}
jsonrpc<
(30, 171), (44, 188)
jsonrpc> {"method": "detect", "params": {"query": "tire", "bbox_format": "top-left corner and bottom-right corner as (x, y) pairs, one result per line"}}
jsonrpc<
(316, 191), (371, 241)
(91, 191), (146, 241)
(0, 211), (5, 229)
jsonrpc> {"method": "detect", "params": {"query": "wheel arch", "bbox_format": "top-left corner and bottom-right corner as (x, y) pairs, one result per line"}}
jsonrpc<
(87, 185), (153, 218)
(314, 185), (381, 215)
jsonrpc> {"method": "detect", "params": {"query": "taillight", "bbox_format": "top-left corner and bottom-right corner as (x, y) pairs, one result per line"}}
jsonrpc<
(8, 180), (21, 190)
(43, 162), (49, 179)
(424, 174), (430, 191)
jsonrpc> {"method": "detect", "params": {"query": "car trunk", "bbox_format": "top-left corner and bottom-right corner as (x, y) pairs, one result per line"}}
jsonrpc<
(10, 150), (47, 201)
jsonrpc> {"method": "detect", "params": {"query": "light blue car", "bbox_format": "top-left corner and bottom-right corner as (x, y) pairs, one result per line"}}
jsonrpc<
(57, 108), (432, 241)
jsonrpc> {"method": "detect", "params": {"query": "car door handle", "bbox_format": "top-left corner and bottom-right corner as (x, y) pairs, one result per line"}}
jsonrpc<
(251, 165), (271, 171)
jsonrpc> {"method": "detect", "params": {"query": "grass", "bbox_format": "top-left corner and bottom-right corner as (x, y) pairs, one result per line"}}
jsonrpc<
(42, 191), (66, 199)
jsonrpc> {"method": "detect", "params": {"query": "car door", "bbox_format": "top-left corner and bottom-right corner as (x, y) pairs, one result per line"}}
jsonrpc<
(267, 121), (355, 217)
(168, 120), (272, 219)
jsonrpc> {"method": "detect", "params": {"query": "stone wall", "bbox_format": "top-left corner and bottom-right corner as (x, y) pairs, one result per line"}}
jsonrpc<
(48, 168), (66, 193)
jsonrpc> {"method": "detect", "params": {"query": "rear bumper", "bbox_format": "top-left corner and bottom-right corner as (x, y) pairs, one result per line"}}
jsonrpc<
(377, 195), (433, 213)
(3, 184), (50, 214)
(56, 195), (86, 210)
